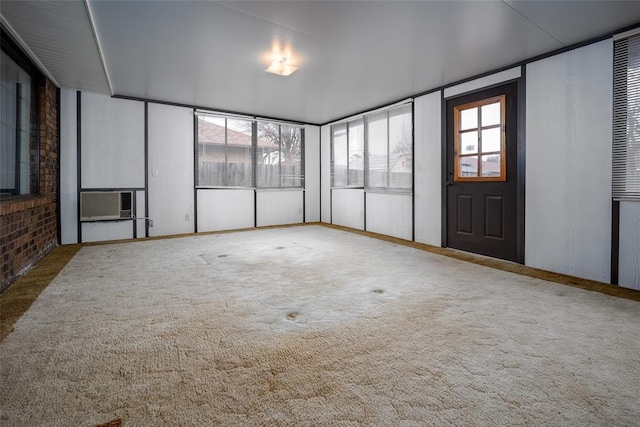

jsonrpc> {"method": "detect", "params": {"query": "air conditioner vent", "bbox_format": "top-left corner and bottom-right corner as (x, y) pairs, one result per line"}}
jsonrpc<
(80, 191), (133, 221)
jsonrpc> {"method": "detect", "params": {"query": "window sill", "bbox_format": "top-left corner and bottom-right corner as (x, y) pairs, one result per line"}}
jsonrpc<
(365, 189), (413, 196)
(255, 187), (304, 192)
(0, 194), (53, 216)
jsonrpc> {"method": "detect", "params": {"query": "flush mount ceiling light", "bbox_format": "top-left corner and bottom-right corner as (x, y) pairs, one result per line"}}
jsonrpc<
(265, 56), (298, 76)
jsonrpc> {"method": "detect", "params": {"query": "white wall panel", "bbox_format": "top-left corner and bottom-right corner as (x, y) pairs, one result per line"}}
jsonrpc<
(444, 67), (521, 98)
(80, 92), (144, 189)
(197, 189), (254, 232)
(136, 190), (146, 238)
(304, 125), (320, 222)
(256, 190), (304, 227)
(320, 125), (331, 223)
(81, 221), (133, 243)
(525, 40), (612, 283)
(414, 91), (442, 246)
(366, 192), (412, 240)
(148, 103), (194, 237)
(332, 189), (365, 230)
(619, 201), (640, 290)
(60, 89), (78, 244)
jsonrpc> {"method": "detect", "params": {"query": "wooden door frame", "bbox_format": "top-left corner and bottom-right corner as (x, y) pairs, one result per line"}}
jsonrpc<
(440, 75), (526, 264)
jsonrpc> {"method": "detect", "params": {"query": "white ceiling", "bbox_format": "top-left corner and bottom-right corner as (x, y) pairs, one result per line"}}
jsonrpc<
(2, 1), (640, 124)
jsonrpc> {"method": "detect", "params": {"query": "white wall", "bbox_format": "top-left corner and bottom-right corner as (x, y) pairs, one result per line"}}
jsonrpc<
(196, 189), (254, 232)
(256, 190), (304, 227)
(320, 125), (331, 223)
(526, 40), (613, 283)
(80, 92), (145, 189)
(81, 221), (133, 243)
(332, 189), (365, 230)
(136, 190), (146, 238)
(619, 201), (640, 290)
(366, 193), (412, 240)
(304, 125), (320, 222)
(414, 91), (442, 246)
(60, 89), (78, 244)
(444, 67), (521, 98)
(148, 103), (194, 237)
(77, 93), (145, 243)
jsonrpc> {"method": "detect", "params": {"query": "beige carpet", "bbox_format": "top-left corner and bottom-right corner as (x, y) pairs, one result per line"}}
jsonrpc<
(1, 225), (639, 426)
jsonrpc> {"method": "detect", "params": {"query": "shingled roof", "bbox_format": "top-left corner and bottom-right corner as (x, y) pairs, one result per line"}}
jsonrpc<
(198, 118), (275, 148)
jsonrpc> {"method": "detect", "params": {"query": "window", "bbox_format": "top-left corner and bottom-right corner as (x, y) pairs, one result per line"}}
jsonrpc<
(196, 114), (304, 189)
(453, 96), (505, 181)
(613, 32), (640, 200)
(331, 118), (364, 187)
(1, 32), (40, 200)
(196, 115), (254, 187)
(256, 122), (303, 188)
(366, 104), (412, 191)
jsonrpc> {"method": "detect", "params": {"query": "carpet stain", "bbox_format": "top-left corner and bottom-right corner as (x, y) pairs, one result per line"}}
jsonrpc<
(373, 289), (385, 294)
(218, 254), (228, 258)
(286, 311), (299, 320)
(93, 419), (121, 427)
(275, 246), (284, 250)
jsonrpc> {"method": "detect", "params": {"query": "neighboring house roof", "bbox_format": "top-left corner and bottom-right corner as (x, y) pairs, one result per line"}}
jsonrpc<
(460, 155), (500, 174)
(198, 118), (276, 149)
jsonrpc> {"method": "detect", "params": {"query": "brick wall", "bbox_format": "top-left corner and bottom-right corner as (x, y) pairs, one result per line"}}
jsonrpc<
(1, 78), (59, 292)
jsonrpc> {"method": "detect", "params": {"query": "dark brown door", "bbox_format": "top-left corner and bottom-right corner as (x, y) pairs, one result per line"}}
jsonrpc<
(446, 83), (518, 262)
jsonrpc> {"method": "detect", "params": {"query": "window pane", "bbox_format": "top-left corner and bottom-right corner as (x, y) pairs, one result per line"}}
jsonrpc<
(1, 51), (33, 197)
(461, 131), (478, 154)
(332, 124), (347, 187)
(227, 119), (254, 187)
(281, 125), (302, 187)
(197, 116), (226, 186)
(388, 105), (412, 189)
(367, 112), (388, 188)
(348, 119), (365, 186)
(481, 128), (501, 153)
(460, 107), (478, 130)
(481, 102), (501, 127)
(256, 121), (281, 188)
(459, 156), (478, 177)
(481, 154), (501, 177)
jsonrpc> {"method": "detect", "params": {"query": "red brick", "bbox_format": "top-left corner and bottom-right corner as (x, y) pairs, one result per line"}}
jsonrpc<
(1, 79), (58, 291)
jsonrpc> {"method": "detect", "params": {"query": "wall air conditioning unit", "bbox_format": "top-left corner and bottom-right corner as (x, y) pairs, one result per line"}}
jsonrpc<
(80, 191), (133, 221)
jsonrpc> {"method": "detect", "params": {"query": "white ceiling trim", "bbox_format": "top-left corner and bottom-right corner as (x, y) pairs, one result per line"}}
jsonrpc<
(0, 13), (60, 87)
(329, 98), (414, 127)
(83, 0), (113, 95)
(613, 27), (640, 41)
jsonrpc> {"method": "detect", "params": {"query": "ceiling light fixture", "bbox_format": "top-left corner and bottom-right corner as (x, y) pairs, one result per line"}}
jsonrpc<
(265, 56), (298, 76)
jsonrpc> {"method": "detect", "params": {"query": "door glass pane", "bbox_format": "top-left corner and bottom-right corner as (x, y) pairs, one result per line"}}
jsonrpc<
(481, 154), (501, 177)
(461, 131), (478, 154)
(481, 102), (501, 127)
(460, 107), (478, 130)
(459, 156), (478, 177)
(481, 128), (501, 153)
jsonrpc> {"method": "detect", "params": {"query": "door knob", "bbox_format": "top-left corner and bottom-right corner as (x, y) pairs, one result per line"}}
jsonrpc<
(446, 181), (453, 186)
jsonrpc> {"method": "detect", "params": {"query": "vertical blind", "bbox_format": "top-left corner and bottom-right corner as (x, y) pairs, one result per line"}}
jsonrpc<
(613, 32), (640, 201)
(331, 102), (412, 192)
(195, 112), (304, 189)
